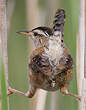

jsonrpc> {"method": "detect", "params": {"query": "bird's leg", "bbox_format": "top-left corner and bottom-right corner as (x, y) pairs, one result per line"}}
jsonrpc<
(25, 85), (37, 98)
(60, 87), (81, 101)
(8, 86), (27, 97)
(8, 85), (37, 98)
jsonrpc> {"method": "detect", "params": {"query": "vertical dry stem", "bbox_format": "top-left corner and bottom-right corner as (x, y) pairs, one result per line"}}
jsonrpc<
(1, 0), (9, 109)
(0, 0), (2, 109)
(77, 0), (86, 109)
(34, 90), (47, 110)
(84, 0), (86, 79)
(1, 0), (8, 86)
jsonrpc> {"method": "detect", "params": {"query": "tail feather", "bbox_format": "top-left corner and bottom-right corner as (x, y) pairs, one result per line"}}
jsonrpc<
(53, 9), (66, 37)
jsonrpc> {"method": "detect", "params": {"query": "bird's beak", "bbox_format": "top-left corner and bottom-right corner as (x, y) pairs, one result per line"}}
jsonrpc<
(16, 31), (33, 37)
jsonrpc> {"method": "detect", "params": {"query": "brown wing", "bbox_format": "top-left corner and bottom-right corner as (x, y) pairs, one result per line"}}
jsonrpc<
(57, 48), (73, 71)
(58, 54), (73, 70)
(29, 48), (52, 76)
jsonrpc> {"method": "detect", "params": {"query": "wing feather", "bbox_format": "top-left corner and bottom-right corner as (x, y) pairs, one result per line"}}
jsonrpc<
(29, 54), (52, 76)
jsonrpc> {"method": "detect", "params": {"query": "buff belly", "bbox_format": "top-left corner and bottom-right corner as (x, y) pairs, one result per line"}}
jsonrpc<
(29, 68), (73, 91)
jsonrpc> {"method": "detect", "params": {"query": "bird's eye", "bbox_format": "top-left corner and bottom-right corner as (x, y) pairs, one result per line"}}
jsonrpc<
(61, 39), (63, 42)
(34, 32), (38, 36)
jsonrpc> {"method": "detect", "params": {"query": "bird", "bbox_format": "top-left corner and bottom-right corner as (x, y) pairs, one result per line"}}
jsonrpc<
(8, 9), (80, 100)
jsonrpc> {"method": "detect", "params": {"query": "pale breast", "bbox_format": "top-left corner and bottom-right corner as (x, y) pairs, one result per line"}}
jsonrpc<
(44, 39), (63, 65)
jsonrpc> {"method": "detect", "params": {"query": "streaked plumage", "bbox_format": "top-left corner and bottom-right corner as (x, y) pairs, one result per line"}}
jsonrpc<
(16, 9), (80, 100)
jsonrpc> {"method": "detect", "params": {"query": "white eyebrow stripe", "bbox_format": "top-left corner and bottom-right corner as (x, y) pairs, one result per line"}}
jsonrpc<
(33, 30), (49, 37)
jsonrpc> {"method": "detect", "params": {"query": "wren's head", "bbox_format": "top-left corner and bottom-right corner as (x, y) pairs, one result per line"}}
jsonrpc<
(17, 9), (65, 48)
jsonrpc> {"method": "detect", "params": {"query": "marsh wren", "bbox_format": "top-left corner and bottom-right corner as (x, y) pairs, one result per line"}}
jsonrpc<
(8, 9), (80, 100)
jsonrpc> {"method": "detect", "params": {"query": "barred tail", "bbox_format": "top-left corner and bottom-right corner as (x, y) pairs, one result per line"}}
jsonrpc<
(53, 9), (66, 37)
